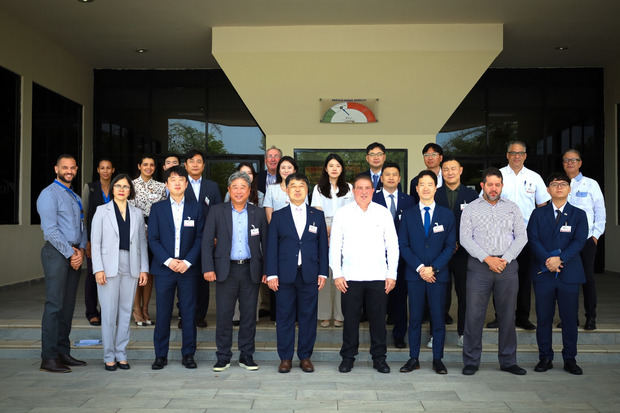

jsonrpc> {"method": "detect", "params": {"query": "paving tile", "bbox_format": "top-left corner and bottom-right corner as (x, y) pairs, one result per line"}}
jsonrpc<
(215, 388), (296, 399)
(421, 401), (511, 412)
(134, 388), (217, 398)
(118, 410), (205, 413)
(29, 409), (117, 413)
(505, 401), (598, 412)
(376, 390), (460, 401)
(166, 398), (252, 409)
(296, 389), (377, 400)
(81, 396), (170, 409)
(457, 390), (541, 402)
(338, 399), (424, 411)
(252, 399), (338, 410)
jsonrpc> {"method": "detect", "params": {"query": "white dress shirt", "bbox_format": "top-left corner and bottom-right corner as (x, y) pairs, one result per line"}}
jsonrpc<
(567, 173), (606, 239)
(329, 202), (399, 281)
(310, 183), (354, 226)
(291, 203), (307, 265)
(498, 165), (550, 224)
(164, 197), (191, 269)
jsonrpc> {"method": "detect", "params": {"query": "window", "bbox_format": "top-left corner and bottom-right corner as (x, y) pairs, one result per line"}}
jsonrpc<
(0, 66), (20, 224)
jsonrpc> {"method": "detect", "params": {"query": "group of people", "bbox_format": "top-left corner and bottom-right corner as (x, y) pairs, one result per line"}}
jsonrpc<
(36, 139), (605, 378)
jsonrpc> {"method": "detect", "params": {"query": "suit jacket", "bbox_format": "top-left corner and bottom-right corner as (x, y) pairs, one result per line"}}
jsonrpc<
(527, 202), (588, 284)
(185, 177), (222, 217)
(257, 169), (268, 194)
(201, 201), (268, 283)
(398, 204), (456, 283)
(372, 189), (415, 232)
(90, 202), (149, 278)
(86, 181), (110, 239)
(265, 205), (329, 284)
(361, 169), (402, 192)
(434, 184), (478, 242)
(147, 197), (205, 277)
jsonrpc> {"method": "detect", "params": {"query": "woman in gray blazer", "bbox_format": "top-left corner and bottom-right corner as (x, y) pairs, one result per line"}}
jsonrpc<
(91, 174), (148, 371)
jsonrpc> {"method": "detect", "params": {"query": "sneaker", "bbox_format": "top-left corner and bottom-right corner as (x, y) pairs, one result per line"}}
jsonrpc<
(213, 360), (230, 372)
(426, 336), (433, 349)
(239, 355), (259, 371)
(457, 335), (464, 347)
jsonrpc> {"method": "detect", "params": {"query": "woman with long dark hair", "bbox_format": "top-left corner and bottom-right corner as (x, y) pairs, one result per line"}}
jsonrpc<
(263, 156), (306, 222)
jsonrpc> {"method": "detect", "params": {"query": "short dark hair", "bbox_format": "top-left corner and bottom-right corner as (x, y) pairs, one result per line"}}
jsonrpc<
(138, 154), (155, 165)
(381, 161), (401, 174)
(110, 174), (136, 200)
(275, 156), (298, 183)
(56, 154), (76, 165)
(482, 167), (503, 183)
(353, 173), (373, 187)
(97, 158), (114, 167)
(285, 172), (309, 188)
(366, 142), (386, 154)
(546, 172), (571, 186)
(562, 148), (582, 160)
(185, 149), (205, 162)
(416, 169), (438, 186)
(163, 153), (180, 162)
(163, 165), (188, 182)
(422, 142), (443, 156)
(440, 155), (460, 166)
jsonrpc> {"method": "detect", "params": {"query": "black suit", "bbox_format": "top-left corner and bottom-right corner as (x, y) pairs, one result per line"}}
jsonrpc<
(434, 184), (478, 335)
(257, 170), (268, 194)
(85, 181), (109, 320)
(185, 178), (222, 322)
(202, 201), (268, 362)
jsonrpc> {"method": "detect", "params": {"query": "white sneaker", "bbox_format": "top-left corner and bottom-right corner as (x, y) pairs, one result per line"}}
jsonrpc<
(426, 336), (433, 349)
(457, 335), (464, 347)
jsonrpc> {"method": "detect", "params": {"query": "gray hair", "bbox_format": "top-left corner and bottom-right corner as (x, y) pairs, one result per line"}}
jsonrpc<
(506, 140), (527, 152)
(228, 171), (251, 187)
(265, 145), (282, 158)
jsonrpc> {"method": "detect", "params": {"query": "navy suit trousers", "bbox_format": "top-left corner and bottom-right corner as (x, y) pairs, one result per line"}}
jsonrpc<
(407, 279), (447, 360)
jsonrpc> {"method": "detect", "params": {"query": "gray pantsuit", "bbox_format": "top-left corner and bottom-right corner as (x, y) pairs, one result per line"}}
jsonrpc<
(463, 257), (518, 368)
(97, 251), (139, 363)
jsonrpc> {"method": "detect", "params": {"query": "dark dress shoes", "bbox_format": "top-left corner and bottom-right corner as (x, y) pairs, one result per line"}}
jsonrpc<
(486, 319), (499, 328)
(432, 359), (447, 374)
(534, 359), (553, 372)
(501, 364), (527, 375)
(59, 354), (87, 366)
(117, 361), (131, 370)
(152, 356), (168, 370)
(584, 318), (596, 330)
(278, 359), (292, 373)
(300, 358), (314, 373)
(104, 363), (117, 371)
(40, 358), (71, 373)
(462, 365), (478, 375)
(182, 355), (197, 369)
(88, 317), (101, 326)
(373, 359), (390, 373)
(399, 358), (420, 373)
(516, 319), (536, 330)
(338, 358), (354, 373)
(564, 359), (583, 375)
(393, 337), (406, 349)
(196, 319), (207, 328)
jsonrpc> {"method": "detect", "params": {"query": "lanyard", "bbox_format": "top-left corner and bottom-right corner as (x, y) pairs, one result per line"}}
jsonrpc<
(54, 180), (84, 220)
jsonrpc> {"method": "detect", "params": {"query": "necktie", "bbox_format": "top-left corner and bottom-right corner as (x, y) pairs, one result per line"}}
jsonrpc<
(424, 206), (431, 237)
(555, 209), (561, 224)
(372, 174), (379, 189)
(389, 194), (396, 219)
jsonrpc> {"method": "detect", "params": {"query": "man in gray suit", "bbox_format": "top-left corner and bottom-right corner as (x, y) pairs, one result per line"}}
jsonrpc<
(202, 171), (268, 372)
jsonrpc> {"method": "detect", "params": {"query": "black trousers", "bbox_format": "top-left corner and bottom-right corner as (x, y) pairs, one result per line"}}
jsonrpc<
(84, 257), (100, 320)
(447, 248), (469, 335)
(388, 263), (408, 340)
(581, 237), (597, 319)
(340, 280), (387, 361)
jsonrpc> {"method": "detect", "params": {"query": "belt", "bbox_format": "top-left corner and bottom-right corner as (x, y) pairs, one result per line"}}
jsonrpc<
(230, 259), (250, 264)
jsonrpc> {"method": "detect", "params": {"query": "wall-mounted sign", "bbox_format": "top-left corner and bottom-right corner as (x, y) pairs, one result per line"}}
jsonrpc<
(320, 98), (378, 123)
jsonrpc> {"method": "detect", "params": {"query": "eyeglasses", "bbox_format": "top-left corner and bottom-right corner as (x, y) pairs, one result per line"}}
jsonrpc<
(563, 158), (581, 164)
(423, 153), (440, 158)
(549, 182), (569, 188)
(508, 151), (526, 157)
(367, 152), (385, 158)
(113, 184), (131, 190)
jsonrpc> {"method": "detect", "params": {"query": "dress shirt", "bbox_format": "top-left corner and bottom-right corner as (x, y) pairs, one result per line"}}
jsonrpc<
(419, 201), (436, 222)
(163, 197), (191, 269)
(266, 171), (277, 186)
(382, 188), (399, 211)
(371, 170), (382, 189)
(329, 202), (399, 281)
(497, 165), (550, 224)
(291, 203), (307, 265)
(230, 203), (251, 260)
(460, 197), (527, 264)
(445, 185), (459, 210)
(36, 181), (87, 258)
(190, 177), (202, 202)
(567, 173), (606, 239)
(130, 176), (167, 218)
(113, 201), (131, 251)
(310, 183), (354, 226)
(264, 184), (308, 211)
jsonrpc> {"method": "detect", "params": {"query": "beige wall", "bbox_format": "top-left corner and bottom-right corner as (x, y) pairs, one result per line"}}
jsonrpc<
(604, 60), (620, 272)
(0, 10), (93, 286)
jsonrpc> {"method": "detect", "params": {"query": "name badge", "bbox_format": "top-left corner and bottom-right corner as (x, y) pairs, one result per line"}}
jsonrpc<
(460, 203), (467, 211)
(184, 219), (195, 227)
(204, 196), (210, 206)
(250, 227), (260, 236)
(560, 225), (572, 233)
(308, 225), (318, 234)
(433, 224), (445, 233)
(576, 191), (588, 198)
(398, 214), (402, 221)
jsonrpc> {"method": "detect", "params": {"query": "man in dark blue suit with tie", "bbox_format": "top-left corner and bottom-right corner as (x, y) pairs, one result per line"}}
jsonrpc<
(398, 170), (456, 375)
(184, 149), (222, 328)
(527, 172), (588, 375)
(149, 166), (205, 370)
(266, 173), (329, 373)
(372, 162), (415, 349)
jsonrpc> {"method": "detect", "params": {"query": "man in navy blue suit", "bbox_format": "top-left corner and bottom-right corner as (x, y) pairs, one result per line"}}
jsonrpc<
(372, 162), (415, 349)
(527, 172), (588, 375)
(266, 173), (329, 373)
(149, 166), (204, 370)
(398, 170), (456, 374)
(184, 149), (222, 328)
(435, 156), (478, 346)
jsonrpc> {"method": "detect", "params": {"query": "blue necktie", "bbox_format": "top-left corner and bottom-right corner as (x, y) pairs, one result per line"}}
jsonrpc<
(372, 174), (379, 189)
(389, 194), (396, 219)
(424, 206), (431, 237)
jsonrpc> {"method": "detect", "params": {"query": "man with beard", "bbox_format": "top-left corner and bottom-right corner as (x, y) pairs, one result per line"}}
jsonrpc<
(36, 154), (88, 373)
(460, 167), (528, 376)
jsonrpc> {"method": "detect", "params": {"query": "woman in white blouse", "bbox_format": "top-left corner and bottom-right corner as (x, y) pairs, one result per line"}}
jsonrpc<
(263, 156), (303, 222)
(310, 154), (354, 327)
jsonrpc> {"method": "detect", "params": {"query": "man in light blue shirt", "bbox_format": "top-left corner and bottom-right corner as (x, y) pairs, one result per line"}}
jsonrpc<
(36, 154), (88, 373)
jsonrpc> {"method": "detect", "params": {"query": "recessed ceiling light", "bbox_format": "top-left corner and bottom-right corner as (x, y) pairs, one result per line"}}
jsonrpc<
(555, 46), (569, 51)
(77, 0), (94, 3)
(135, 48), (148, 54)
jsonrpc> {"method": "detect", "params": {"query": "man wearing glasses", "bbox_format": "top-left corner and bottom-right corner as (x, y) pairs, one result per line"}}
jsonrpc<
(409, 143), (443, 203)
(487, 140), (550, 331)
(363, 142), (389, 191)
(562, 149), (606, 331)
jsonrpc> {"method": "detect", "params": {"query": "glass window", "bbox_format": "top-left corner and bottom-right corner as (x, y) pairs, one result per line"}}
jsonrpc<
(0, 66), (20, 224)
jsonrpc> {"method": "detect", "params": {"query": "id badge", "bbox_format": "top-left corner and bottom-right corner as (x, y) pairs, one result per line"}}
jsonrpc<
(433, 224), (445, 233)
(308, 225), (318, 234)
(560, 225), (572, 233)
(184, 219), (195, 227)
(250, 227), (260, 236)
(204, 196), (210, 206)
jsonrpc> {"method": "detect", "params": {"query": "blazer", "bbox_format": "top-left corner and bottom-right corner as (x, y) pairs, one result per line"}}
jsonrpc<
(201, 201), (268, 283)
(527, 202), (588, 284)
(372, 189), (415, 231)
(185, 177), (222, 217)
(434, 184), (478, 241)
(90, 202), (149, 278)
(265, 205), (329, 284)
(361, 169), (402, 192)
(257, 169), (268, 194)
(147, 197), (205, 277)
(86, 181), (110, 239)
(398, 204), (456, 283)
